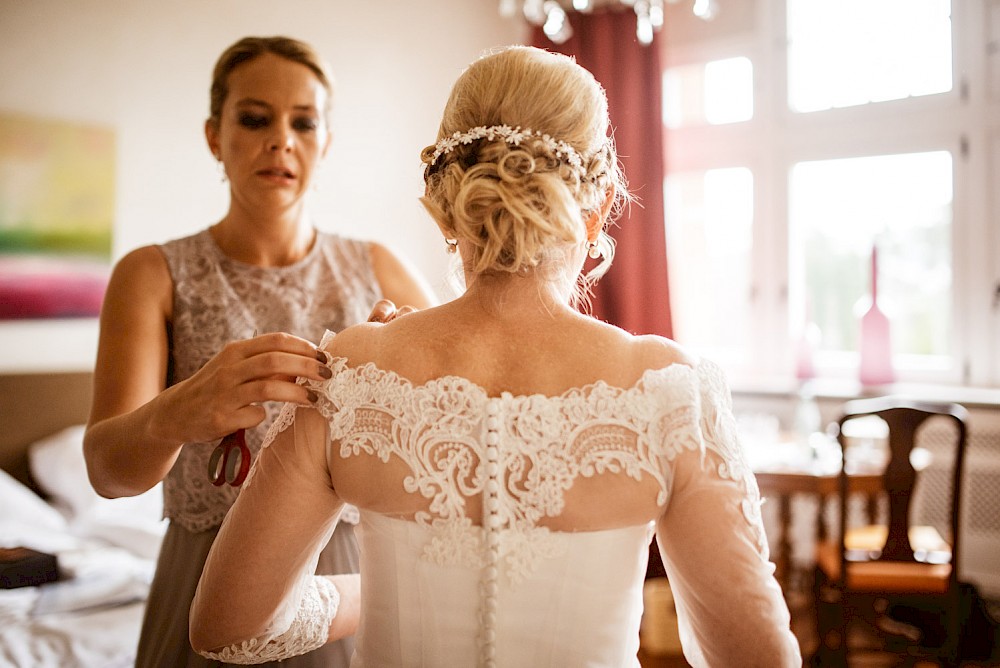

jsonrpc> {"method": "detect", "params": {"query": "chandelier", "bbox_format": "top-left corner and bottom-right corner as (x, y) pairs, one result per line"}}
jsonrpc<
(500, 0), (718, 46)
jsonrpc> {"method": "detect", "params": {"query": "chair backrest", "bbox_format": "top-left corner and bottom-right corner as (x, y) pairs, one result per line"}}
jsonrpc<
(834, 397), (968, 582)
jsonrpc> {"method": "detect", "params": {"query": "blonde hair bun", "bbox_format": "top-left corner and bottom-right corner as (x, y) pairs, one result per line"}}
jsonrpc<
(421, 46), (627, 286)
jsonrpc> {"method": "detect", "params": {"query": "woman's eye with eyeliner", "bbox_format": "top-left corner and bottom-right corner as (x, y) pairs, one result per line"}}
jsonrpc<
(238, 113), (269, 129)
(294, 117), (319, 132)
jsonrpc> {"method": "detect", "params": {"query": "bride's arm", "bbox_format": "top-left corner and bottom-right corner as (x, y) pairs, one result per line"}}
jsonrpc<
(654, 362), (800, 668)
(189, 405), (358, 663)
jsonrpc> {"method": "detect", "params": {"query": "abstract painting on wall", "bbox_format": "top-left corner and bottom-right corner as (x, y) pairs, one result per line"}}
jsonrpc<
(0, 112), (114, 319)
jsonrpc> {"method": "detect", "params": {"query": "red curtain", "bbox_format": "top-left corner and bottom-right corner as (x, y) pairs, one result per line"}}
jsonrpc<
(533, 9), (672, 339)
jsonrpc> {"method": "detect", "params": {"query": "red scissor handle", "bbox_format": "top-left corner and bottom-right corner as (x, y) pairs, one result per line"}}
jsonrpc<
(207, 429), (251, 487)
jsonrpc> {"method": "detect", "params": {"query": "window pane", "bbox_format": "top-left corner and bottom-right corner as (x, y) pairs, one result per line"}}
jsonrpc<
(787, 0), (953, 113)
(666, 168), (753, 355)
(663, 57), (753, 128)
(789, 152), (953, 362)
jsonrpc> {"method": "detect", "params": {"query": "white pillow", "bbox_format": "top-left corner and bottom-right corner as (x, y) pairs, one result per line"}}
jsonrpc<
(28, 425), (163, 522)
(0, 468), (66, 534)
(27, 425), (166, 558)
(27, 425), (97, 519)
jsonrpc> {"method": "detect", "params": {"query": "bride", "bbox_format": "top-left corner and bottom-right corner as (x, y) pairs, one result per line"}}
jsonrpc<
(189, 45), (801, 667)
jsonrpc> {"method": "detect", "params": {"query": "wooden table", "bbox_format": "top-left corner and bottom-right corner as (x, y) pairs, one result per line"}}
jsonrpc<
(753, 463), (883, 588)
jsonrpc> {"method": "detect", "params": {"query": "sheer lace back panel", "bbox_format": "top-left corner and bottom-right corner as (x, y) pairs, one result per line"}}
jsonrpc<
(158, 231), (380, 531)
(257, 331), (770, 666)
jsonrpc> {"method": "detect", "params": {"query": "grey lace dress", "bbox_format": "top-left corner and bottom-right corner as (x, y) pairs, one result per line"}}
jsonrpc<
(135, 229), (380, 668)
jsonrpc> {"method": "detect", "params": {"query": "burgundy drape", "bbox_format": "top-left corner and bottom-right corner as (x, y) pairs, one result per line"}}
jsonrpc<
(533, 9), (672, 339)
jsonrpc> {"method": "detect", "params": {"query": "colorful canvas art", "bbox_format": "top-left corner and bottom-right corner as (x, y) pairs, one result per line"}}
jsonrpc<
(0, 113), (114, 319)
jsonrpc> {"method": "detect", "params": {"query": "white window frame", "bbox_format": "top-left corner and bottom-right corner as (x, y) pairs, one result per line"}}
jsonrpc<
(661, 0), (1000, 390)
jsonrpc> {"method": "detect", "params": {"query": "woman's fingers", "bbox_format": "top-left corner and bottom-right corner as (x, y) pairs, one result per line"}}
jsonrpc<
(367, 299), (398, 323)
(367, 299), (420, 323)
(226, 331), (323, 361)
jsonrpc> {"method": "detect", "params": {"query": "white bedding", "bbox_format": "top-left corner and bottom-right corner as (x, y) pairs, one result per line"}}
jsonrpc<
(0, 426), (166, 668)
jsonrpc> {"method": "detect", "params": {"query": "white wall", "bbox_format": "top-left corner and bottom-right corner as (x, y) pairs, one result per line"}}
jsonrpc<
(0, 0), (526, 371)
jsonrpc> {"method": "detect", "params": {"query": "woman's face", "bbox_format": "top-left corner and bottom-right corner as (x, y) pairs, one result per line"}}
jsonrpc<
(206, 52), (331, 217)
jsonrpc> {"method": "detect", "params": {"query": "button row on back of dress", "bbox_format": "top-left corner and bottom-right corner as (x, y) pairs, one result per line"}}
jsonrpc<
(480, 396), (501, 668)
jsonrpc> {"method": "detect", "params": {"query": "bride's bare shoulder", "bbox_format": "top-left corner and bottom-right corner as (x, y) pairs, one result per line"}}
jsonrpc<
(625, 332), (698, 374)
(319, 320), (383, 364)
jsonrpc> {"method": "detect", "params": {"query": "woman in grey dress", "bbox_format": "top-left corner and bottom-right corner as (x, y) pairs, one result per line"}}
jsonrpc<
(83, 35), (435, 668)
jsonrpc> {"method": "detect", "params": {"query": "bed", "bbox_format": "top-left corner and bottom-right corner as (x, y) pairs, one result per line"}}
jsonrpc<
(0, 372), (166, 668)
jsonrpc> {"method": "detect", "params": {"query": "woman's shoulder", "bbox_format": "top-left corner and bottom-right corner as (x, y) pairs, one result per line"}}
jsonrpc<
(110, 244), (171, 283)
(588, 319), (698, 380)
(627, 332), (698, 371)
(317, 319), (386, 364)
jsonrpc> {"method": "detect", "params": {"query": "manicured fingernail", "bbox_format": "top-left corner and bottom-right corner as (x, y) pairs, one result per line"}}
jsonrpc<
(307, 390), (319, 403)
(315, 349), (329, 363)
(318, 365), (332, 379)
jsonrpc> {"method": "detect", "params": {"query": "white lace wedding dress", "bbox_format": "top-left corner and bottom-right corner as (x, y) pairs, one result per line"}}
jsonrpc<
(190, 332), (801, 667)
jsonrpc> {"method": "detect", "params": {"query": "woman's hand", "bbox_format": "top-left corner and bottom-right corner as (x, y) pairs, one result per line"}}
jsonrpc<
(366, 298), (418, 323)
(154, 332), (333, 445)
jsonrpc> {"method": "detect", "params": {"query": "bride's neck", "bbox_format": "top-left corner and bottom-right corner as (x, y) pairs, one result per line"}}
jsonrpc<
(458, 270), (577, 321)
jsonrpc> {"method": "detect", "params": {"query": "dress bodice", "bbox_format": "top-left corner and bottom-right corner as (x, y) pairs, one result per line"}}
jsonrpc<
(192, 339), (800, 667)
(158, 231), (380, 531)
(351, 513), (650, 667)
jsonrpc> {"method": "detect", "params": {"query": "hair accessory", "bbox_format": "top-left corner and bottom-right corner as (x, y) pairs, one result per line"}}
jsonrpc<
(429, 124), (584, 170)
(445, 238), (458, 254)
(587, 240), (602, 260)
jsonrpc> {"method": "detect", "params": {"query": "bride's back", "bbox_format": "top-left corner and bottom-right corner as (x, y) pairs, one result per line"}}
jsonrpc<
(314, 304), (701, 667)
(320, 300), (694, 533)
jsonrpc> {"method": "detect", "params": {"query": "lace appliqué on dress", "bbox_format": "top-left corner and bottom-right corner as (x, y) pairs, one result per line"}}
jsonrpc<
(695, 361), (770, 559)
(298, 354), (711, 584)
(199, 575), (340, 665)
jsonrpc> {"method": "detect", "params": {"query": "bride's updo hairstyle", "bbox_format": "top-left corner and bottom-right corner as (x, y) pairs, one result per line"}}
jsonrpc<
(420, 46), (628, 300)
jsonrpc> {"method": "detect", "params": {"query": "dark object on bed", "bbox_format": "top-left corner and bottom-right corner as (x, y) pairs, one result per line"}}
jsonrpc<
(0, 546), (59, 588)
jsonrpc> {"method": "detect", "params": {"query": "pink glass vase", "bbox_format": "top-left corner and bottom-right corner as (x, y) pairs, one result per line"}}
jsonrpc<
(859, 245), (895, 386)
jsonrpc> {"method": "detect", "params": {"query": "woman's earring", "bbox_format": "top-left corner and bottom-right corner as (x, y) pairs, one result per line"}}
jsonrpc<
(445, 238), (458, 254)
(216, 159), (227, 184)
(587, 240), (602, 260)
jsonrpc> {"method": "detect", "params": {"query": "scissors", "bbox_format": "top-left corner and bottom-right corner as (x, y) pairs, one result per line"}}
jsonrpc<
(208, 428), (250, 487)
(206, 328), (256, 487)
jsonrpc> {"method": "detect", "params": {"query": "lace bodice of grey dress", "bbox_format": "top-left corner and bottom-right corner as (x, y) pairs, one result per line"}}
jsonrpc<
(158, 229), (380, 531)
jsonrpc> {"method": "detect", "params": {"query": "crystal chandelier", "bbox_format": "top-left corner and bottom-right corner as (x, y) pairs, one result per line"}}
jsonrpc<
(500, 0), (718, 46)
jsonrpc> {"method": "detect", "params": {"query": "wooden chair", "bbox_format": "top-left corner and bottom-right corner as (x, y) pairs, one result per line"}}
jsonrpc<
(811, 397), (969, 667)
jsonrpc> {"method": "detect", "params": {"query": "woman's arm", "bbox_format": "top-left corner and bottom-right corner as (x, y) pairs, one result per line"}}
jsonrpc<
(190, 405), (357, 663)
(654, 362), (800, 667)
(655, 448), (800, 667)
(369, 241), (438, 309)
(84, 246), (334, 498)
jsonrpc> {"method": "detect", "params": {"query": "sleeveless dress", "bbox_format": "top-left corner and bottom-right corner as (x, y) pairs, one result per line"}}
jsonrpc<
(191, 334), (802, 667)
(135, 230), (380, 668)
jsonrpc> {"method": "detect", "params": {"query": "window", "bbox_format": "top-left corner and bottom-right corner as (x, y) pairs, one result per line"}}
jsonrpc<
(789, 152), (953, 365)
(661, 0), (999, 388)
(787, 0), (953, 113)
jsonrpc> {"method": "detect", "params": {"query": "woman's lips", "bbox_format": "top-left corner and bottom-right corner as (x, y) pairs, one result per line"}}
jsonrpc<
(256, 167), (296, 184)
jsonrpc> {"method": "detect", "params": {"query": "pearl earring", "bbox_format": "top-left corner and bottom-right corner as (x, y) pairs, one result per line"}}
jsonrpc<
(445, 238), (458, 254)
(587, 240), (601, 260)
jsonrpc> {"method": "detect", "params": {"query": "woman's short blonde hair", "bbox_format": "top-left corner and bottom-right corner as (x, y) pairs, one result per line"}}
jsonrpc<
(420, 46), (628, 299)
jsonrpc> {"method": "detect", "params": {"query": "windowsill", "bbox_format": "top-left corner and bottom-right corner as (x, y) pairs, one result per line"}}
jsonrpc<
(729, 376), (1000, 409)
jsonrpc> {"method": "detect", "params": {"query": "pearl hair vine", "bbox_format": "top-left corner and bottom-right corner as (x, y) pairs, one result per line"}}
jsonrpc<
(429, 124), (584, 170)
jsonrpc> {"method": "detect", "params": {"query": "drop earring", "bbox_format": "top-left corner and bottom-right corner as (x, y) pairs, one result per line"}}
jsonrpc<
(215, 157), (227, 183)
(587, 239), (602, 260)
(445, 238), (458, 254)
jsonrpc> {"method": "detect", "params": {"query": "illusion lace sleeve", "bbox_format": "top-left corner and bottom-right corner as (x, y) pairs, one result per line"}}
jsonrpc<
(655, 361), (801, 668)
(189, 406), (347, 663)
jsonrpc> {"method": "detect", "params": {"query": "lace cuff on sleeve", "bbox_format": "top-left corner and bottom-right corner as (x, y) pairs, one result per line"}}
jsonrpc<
(197, 575), (340, 665)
